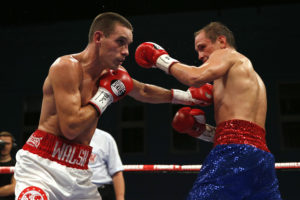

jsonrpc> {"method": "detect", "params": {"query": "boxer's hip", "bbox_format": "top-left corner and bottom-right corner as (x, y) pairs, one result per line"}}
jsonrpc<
(214, 119), (270, 152)
(22, 129), (92, 169)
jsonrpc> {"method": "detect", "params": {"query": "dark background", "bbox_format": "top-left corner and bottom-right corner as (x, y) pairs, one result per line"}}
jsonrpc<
(1, 0), (300, 26)
(1, 0), (300, 199)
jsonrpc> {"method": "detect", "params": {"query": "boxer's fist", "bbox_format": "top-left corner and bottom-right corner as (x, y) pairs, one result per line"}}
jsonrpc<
(172, 83), (213, 106)
(188, 83), (213, 106)
(89, 68), (133, 116)
(135, 42), (178, 73)
(172, 107), (215, 142)
(98, 68), (133, 102)
(172, 107), (206, 138)
(135, 42), (167, 68)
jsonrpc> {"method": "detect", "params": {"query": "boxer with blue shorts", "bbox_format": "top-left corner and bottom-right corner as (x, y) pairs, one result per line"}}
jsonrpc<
(134, 21), (283, 200)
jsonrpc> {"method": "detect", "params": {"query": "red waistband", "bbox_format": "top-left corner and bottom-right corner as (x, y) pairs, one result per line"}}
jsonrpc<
(214, 119), (270, 152)
(22, 130), (92, 169)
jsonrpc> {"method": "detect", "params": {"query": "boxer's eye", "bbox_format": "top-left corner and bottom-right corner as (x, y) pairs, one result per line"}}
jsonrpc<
(198, 45), (205, 51)
(116, 38), (126, 46)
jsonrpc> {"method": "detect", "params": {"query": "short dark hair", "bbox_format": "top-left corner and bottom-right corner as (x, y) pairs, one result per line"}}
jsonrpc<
(88, 12), (133, 43)
(194, 22), (236, 49)
(0, 131), (15, 143)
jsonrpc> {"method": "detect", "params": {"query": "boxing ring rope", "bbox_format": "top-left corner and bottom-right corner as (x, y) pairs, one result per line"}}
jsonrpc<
(124, 162), (300, 172)
(1, 162), (300, 174)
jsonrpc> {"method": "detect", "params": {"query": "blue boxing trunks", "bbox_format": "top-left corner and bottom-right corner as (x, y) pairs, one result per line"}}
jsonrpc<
(187, 119), (282, 200)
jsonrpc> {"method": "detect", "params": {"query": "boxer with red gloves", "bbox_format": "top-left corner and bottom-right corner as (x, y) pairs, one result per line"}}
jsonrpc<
(135, 23), (282, 200)
(89, 68), (133, 116)
(15, 13), (134, 200)
(172, 107), (215, 142)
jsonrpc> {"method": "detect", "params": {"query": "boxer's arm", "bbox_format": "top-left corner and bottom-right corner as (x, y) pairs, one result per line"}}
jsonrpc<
(128, 79), (172, 103)
(49, 60), (98, 140)
(129, 79), (213, 106)
(169, 49), (235, 87)
(128, 79), (212, 106)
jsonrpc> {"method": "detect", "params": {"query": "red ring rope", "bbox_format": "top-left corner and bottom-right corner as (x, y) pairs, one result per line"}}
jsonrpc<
(1, 162), (299, 174)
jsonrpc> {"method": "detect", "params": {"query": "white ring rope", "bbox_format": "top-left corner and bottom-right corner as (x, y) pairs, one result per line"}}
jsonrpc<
(1, 162), (299, 174)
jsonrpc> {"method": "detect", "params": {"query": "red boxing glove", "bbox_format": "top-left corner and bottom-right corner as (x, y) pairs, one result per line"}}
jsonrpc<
(135, 42), (178, 74)
(172, 107), (215, 142)
(188, 83), (213, 106)
(172, 107), (206, 138)
(172, 83), (213, 106)
(89, 68), (133, 116)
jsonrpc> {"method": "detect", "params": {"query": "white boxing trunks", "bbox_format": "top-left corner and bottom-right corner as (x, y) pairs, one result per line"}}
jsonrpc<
(14, 130), (101, 200)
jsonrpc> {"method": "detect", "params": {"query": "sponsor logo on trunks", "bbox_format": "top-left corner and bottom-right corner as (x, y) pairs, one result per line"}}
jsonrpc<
(18, 186), (48, 200)
(26, 136), (43, 148)
(52, 141), (89, 167)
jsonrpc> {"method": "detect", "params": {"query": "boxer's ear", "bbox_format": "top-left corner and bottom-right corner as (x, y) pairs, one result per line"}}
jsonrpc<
(94, 31), (104, 44)
(217, 35), (227, 49)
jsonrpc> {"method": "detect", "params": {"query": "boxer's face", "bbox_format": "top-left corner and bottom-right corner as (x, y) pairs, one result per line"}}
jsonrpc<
(98, 23), (133, 70)
(194, 31), (220, 63)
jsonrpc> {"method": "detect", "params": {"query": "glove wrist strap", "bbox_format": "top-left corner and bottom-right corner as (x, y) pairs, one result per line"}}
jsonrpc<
(156, 54), (178, 74)
(89, 88), (113, 116)
(171, 89), (192, 105)
(196, 124), (215, 142)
